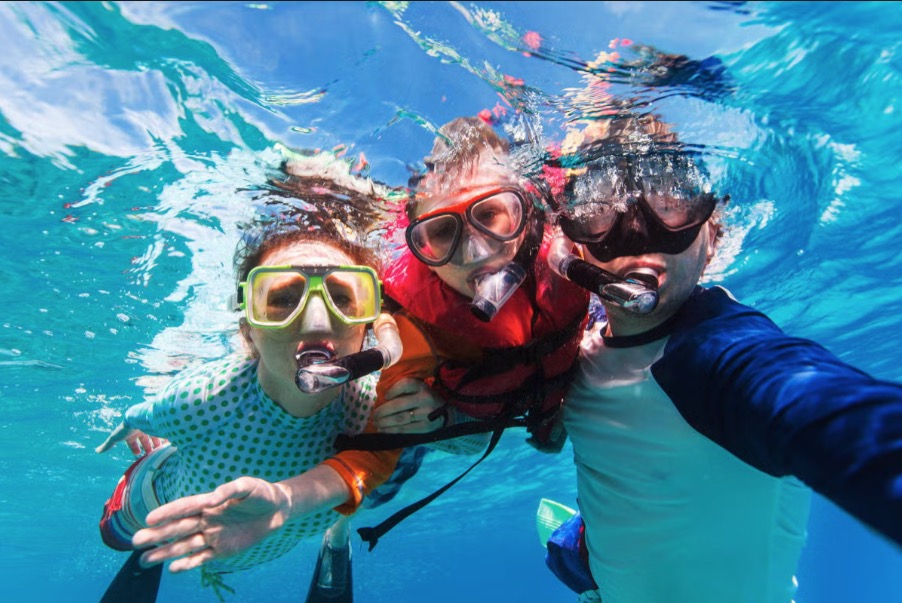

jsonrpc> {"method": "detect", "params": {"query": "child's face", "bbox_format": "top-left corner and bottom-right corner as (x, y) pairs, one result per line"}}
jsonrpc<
(414, 151), (527, 298)
(248, 241), (368, 391)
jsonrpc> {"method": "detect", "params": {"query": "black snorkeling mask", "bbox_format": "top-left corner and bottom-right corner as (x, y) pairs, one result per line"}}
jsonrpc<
(557, 153), (722, 262)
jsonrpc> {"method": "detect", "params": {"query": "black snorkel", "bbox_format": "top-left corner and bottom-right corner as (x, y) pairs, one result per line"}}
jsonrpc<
(295, 313), (403, 394)
(548, 235), (658, 315)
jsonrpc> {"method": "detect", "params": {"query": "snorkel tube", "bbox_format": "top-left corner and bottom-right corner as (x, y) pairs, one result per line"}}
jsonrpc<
(470, 261), (528, 322)
(548, 235), (659, 315)
(295, 313), (403, 394)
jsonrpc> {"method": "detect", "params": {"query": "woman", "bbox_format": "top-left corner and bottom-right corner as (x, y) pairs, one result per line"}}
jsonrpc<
(96, 151), (402, 601)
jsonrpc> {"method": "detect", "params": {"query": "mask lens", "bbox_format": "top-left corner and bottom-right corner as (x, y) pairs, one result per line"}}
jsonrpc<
(561, 166), (631, 242)
(408, 213), (462, 265)
(560, 200), (621, 242)
(637, 154), (714, 229)
(323, 270), (379, 322)
(468, 191), (525, 239)
(644, 190), (715, 229)
(249, 269), (308, 326)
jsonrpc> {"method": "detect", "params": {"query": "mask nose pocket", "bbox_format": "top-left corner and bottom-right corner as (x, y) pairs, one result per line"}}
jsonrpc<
(299, 294), (332, 332)
(461, 230), (495, 263)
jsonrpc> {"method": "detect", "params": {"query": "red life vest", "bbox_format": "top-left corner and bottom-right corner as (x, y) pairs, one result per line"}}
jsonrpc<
(384, 228), (590, 431)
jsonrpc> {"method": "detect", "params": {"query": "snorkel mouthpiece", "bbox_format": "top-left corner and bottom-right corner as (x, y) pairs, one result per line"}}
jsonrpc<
(294, 314), (403, 394)
(548, 237), (658, 315)
(295, 363), (352, 393)
(296, 349), (334, 368)
(470, 262), (527, 322)
(598, 275), (659, 315)
(295, 349), (347, 393)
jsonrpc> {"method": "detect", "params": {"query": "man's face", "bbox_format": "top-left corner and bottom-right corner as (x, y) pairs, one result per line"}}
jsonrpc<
(414, 151), (526, 298)
(581, 219), (718, 333)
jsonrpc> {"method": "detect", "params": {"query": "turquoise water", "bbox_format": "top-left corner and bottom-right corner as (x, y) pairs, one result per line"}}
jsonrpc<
(1, 1), (901, 601)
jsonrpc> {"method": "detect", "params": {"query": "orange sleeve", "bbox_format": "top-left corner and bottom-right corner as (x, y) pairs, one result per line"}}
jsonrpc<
(323, 312), (441, 514)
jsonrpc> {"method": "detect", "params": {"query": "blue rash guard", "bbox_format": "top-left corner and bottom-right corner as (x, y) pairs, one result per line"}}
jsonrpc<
(655, 285), (902, 547)
(560, 285), (902, 603)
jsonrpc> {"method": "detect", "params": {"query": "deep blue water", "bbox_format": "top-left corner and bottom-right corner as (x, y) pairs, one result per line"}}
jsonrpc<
(1, 2), (900, 602)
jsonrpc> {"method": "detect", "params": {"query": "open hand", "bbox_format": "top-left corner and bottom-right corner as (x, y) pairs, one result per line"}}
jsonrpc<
(133, 476), (290, 573)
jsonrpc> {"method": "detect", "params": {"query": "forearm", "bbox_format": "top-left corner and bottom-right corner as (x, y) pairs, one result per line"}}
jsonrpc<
(276, 463), (355, 521)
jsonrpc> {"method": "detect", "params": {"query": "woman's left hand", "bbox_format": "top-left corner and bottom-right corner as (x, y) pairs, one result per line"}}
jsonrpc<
(95, 423), (168, 456)
(373, 378), (447, 434)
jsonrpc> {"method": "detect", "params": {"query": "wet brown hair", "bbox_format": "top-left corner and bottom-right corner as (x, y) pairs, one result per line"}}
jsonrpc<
(406, 116), (512, 222)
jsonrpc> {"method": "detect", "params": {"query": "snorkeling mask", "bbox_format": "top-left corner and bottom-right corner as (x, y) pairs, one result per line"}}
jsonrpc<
(235, 264), (402, 395)
(237, 265), (382, 328)
(558, 154), (721, 262)
(405, 188), (529, 267)
(407, 187), (535, 322)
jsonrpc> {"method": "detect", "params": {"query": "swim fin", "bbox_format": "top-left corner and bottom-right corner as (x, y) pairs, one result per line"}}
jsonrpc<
(304, 538), (353, 603)
(99, 550), (163, 603)
(536, 497), (577, 547)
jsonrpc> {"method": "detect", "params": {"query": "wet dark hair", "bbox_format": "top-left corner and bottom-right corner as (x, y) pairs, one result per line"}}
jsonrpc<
(234, 227), (382, 356)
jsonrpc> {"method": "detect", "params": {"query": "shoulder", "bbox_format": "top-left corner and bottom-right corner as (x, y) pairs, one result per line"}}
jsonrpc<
(676, 286), (777, 331)
(159, 354), (256, 405)
(343, 372), (379, 422)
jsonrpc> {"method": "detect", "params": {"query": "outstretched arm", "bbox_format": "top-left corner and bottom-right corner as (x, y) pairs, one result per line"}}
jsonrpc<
(133, 464), (351, 572)
(654, 286), (902, 547)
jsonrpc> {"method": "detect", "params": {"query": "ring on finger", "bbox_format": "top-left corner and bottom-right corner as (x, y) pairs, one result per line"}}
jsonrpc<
(408, 409), (416, 424)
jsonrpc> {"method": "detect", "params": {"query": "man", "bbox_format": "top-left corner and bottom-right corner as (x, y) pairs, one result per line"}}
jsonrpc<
(548, 113), (902, 603)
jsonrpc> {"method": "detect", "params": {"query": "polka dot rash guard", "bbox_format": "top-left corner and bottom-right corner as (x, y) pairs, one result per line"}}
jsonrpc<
(123, 353), (378, 572)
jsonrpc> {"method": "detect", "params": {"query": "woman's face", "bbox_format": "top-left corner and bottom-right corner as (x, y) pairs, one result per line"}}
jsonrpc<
(248, 241), (368, 395)
(414, 150), (526, 298)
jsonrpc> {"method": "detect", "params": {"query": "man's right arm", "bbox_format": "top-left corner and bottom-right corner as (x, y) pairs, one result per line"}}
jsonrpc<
(653, 286), (902, 548)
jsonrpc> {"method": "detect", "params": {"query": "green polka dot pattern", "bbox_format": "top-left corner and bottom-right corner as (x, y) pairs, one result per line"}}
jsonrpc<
(123, 354), (378, 573)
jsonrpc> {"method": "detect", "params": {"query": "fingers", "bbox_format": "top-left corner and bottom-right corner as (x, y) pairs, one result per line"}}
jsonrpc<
(381, 378), (424, 403)
(375, 404), (445, 434)
(139, 536), (217, 573)
(95, 423), (135, 454)
(129, 432), (167, 456)
(127, 433), (146, 456)
(142, 490), (226, 528)
(166, 548), (218, 573)
(375, 378), (447, 433)
(375, 379), (440, 420)
(143, 532), (208, 564)
(133, 514), (203, 549)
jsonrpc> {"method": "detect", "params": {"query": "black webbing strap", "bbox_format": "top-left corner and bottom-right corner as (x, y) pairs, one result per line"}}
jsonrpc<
(334, 416), (525, 451)
(356, 426), (505, 551)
